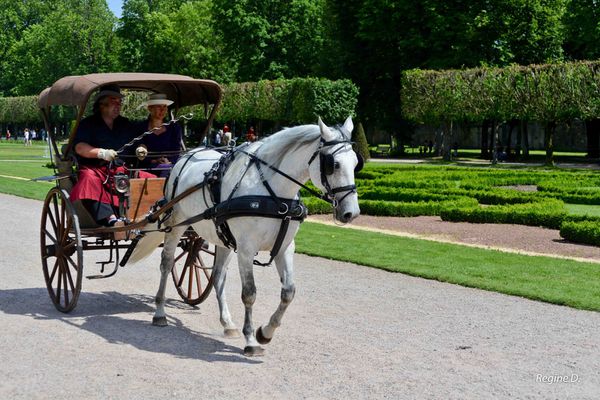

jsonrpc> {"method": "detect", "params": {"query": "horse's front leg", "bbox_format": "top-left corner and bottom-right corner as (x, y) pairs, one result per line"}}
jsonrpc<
(153, 226), (187, 326)
(211, 246), (240, 337)
(256, 240), (296, 345)
(237, 249), (263, 356)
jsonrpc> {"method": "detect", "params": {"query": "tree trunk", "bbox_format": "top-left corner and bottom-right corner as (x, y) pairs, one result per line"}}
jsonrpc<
(491, 121), (500, 165)
(480, 120), (489, 159)
(442, 121), (452, 161)
(506, 119), (517, 158)
(585, 119), (600, 159)
(515, 120), (522, 157)
(544, 121), (556, 166)
(521, 120), (529, 158)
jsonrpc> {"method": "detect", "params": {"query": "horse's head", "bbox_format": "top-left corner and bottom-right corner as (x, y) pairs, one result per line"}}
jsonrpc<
(309, 117), (362, 223)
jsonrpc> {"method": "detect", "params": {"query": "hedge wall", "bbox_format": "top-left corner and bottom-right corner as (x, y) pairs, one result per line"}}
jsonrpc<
(0, 78), (358, 128)
(401, 61), (600, 163)
(402, 61), (600, 125)
(216, 78), (358, 124)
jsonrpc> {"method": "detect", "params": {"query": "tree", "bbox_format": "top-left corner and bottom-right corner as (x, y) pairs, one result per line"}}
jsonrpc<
(118, 0), (232, 81)
(563, 0), (600, 60)
(0, 0), (64, 95)
(324, 0), (568, 135)
(2, 0), (121, 96)
(212, 0), (326, 81)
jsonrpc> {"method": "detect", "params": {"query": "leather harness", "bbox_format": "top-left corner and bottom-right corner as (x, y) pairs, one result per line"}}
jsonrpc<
(140, 136), (357, 266)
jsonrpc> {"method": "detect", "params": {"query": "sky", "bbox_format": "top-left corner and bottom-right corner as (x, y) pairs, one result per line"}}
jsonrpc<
(107, 0), (123, 18)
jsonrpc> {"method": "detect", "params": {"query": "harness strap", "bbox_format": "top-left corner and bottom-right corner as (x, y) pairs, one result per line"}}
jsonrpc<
(253, 216), (291, 267)
(235, 148), (332, 203)
(158, 196), (306, 266)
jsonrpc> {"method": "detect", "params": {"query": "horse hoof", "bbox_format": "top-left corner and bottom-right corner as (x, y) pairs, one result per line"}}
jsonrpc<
(243, 346), (265, 357)
(224, 328), (242, 338)
(152, 316), (168, 327)
(256, 327), (272, 345)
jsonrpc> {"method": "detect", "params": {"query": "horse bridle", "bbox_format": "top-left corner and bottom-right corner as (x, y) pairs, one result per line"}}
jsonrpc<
(308, 138), (363, 205)
(235, 137), (362, 207)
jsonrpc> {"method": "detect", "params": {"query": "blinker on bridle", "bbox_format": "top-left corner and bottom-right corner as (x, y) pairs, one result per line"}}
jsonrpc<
(308, 138), (363, 205)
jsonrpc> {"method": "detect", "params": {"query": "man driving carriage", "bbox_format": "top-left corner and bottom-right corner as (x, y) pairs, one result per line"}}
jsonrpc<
(69, 84), (156, 227)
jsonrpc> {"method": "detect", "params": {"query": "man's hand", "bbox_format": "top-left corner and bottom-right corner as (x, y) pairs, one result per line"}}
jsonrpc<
(97, 148), (118, 161)
(135, 145), (148, 160)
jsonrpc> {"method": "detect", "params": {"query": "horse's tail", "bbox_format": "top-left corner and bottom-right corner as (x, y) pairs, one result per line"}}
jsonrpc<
(127, 222), (164, 264)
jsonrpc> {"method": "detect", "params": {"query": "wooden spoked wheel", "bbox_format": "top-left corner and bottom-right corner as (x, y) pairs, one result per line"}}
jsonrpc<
(40, 188), (83, 313)
(171, 230), (215, 305)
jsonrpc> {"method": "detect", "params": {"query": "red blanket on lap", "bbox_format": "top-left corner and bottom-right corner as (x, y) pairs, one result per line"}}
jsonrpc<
(70, 165), (155, 205)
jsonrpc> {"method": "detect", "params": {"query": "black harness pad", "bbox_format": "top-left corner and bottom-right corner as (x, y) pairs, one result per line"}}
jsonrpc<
(209, 195), (307, 226)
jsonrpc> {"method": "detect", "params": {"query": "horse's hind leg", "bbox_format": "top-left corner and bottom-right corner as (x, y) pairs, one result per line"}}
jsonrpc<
(153, 226), (187, 326)
(211, 246), (240, 338)
(256, 241), (296, 345)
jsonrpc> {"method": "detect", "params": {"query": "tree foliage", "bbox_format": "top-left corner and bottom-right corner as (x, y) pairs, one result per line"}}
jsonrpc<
(217, 78), (358, 124)
(402, 61), (600, 163)
(563, 0), (600, 60)
(212, 0), (326, 81)
(1, 0), (119, 96)
(118, 0), (233, 81)
(0, 78), (358, 128)
(0, 0), (597, 138)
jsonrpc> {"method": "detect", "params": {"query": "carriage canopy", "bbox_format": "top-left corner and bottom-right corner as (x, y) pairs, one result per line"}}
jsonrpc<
(38, 73), (223, 159)
(38, 72), (222, 110)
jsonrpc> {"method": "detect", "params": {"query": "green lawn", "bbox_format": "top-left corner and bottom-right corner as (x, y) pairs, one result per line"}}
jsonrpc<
(297, 222), (600, 311)
(0, 142), (55, 200)
(565, 203), (600, 217)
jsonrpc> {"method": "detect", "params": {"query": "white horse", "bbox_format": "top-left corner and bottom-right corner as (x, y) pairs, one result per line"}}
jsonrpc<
(130, 117), (361, 356)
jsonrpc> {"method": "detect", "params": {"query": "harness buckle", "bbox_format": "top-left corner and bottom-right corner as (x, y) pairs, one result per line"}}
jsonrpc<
(278, 202), (289, 215)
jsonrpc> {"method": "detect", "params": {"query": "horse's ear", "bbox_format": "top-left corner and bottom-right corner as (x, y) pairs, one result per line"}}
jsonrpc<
(342, 116), (354, 139)
(318, 117), (336, 141)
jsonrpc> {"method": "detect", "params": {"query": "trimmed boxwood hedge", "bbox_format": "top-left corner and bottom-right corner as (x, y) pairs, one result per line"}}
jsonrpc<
(0, 78), (358, 127)
(560, 221), (600, 246)
(440, 199), (567, 229)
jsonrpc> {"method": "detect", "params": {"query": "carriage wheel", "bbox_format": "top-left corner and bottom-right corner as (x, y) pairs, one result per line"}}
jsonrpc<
(171, 231), (215, 305)
(40, 188), (83, 313)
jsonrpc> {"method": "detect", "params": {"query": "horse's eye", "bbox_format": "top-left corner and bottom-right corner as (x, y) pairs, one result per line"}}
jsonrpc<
(334, 161), (340, 170)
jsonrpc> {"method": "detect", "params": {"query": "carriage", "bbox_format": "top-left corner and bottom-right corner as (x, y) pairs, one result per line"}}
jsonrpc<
(39, 72), (361, 355)
(38, 73), (222, 312)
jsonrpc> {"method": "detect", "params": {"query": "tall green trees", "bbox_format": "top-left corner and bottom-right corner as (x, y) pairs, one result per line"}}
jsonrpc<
(0, 0), (597, 138)
(118, 0), (232, 81)
(324, 0), (569, 134)
(563, 0), (600, 60)
(212, 0), (326, 81)
(1, 0), (120, 96)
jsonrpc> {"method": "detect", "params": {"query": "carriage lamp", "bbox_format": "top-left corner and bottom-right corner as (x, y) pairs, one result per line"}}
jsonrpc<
(136, 145), (148, 160)
(114, 173), (130, 194)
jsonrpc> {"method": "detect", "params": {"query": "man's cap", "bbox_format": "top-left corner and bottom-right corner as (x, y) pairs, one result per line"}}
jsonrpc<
(94, 84), (123, 103)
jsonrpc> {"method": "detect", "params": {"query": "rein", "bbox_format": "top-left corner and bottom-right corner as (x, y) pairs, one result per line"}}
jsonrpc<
(116, 112), (194, 154)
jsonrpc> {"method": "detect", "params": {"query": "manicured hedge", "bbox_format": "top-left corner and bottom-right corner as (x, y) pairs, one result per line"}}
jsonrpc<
(440, 199), (567, 229)
(0, 78), (359, 127)
(217, 78), (358, 124)
(560, 221), (600, 246)
(402, 61), (600, 124)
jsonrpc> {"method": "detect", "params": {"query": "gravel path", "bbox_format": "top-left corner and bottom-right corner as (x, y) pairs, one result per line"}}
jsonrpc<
(1, 193), (598, 399)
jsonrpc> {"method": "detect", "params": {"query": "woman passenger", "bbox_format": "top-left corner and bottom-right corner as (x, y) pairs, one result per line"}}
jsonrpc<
(134, 93), (182, 177)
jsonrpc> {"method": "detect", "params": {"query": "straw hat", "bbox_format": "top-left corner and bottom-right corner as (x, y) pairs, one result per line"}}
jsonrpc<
(138, 93), (174, 109)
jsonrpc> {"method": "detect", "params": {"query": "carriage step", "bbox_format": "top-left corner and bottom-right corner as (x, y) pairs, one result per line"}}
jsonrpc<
(119, 235), (142, 267)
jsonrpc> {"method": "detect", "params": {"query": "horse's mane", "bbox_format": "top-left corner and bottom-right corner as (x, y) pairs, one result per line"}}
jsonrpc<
(253, 124), (321, 169)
